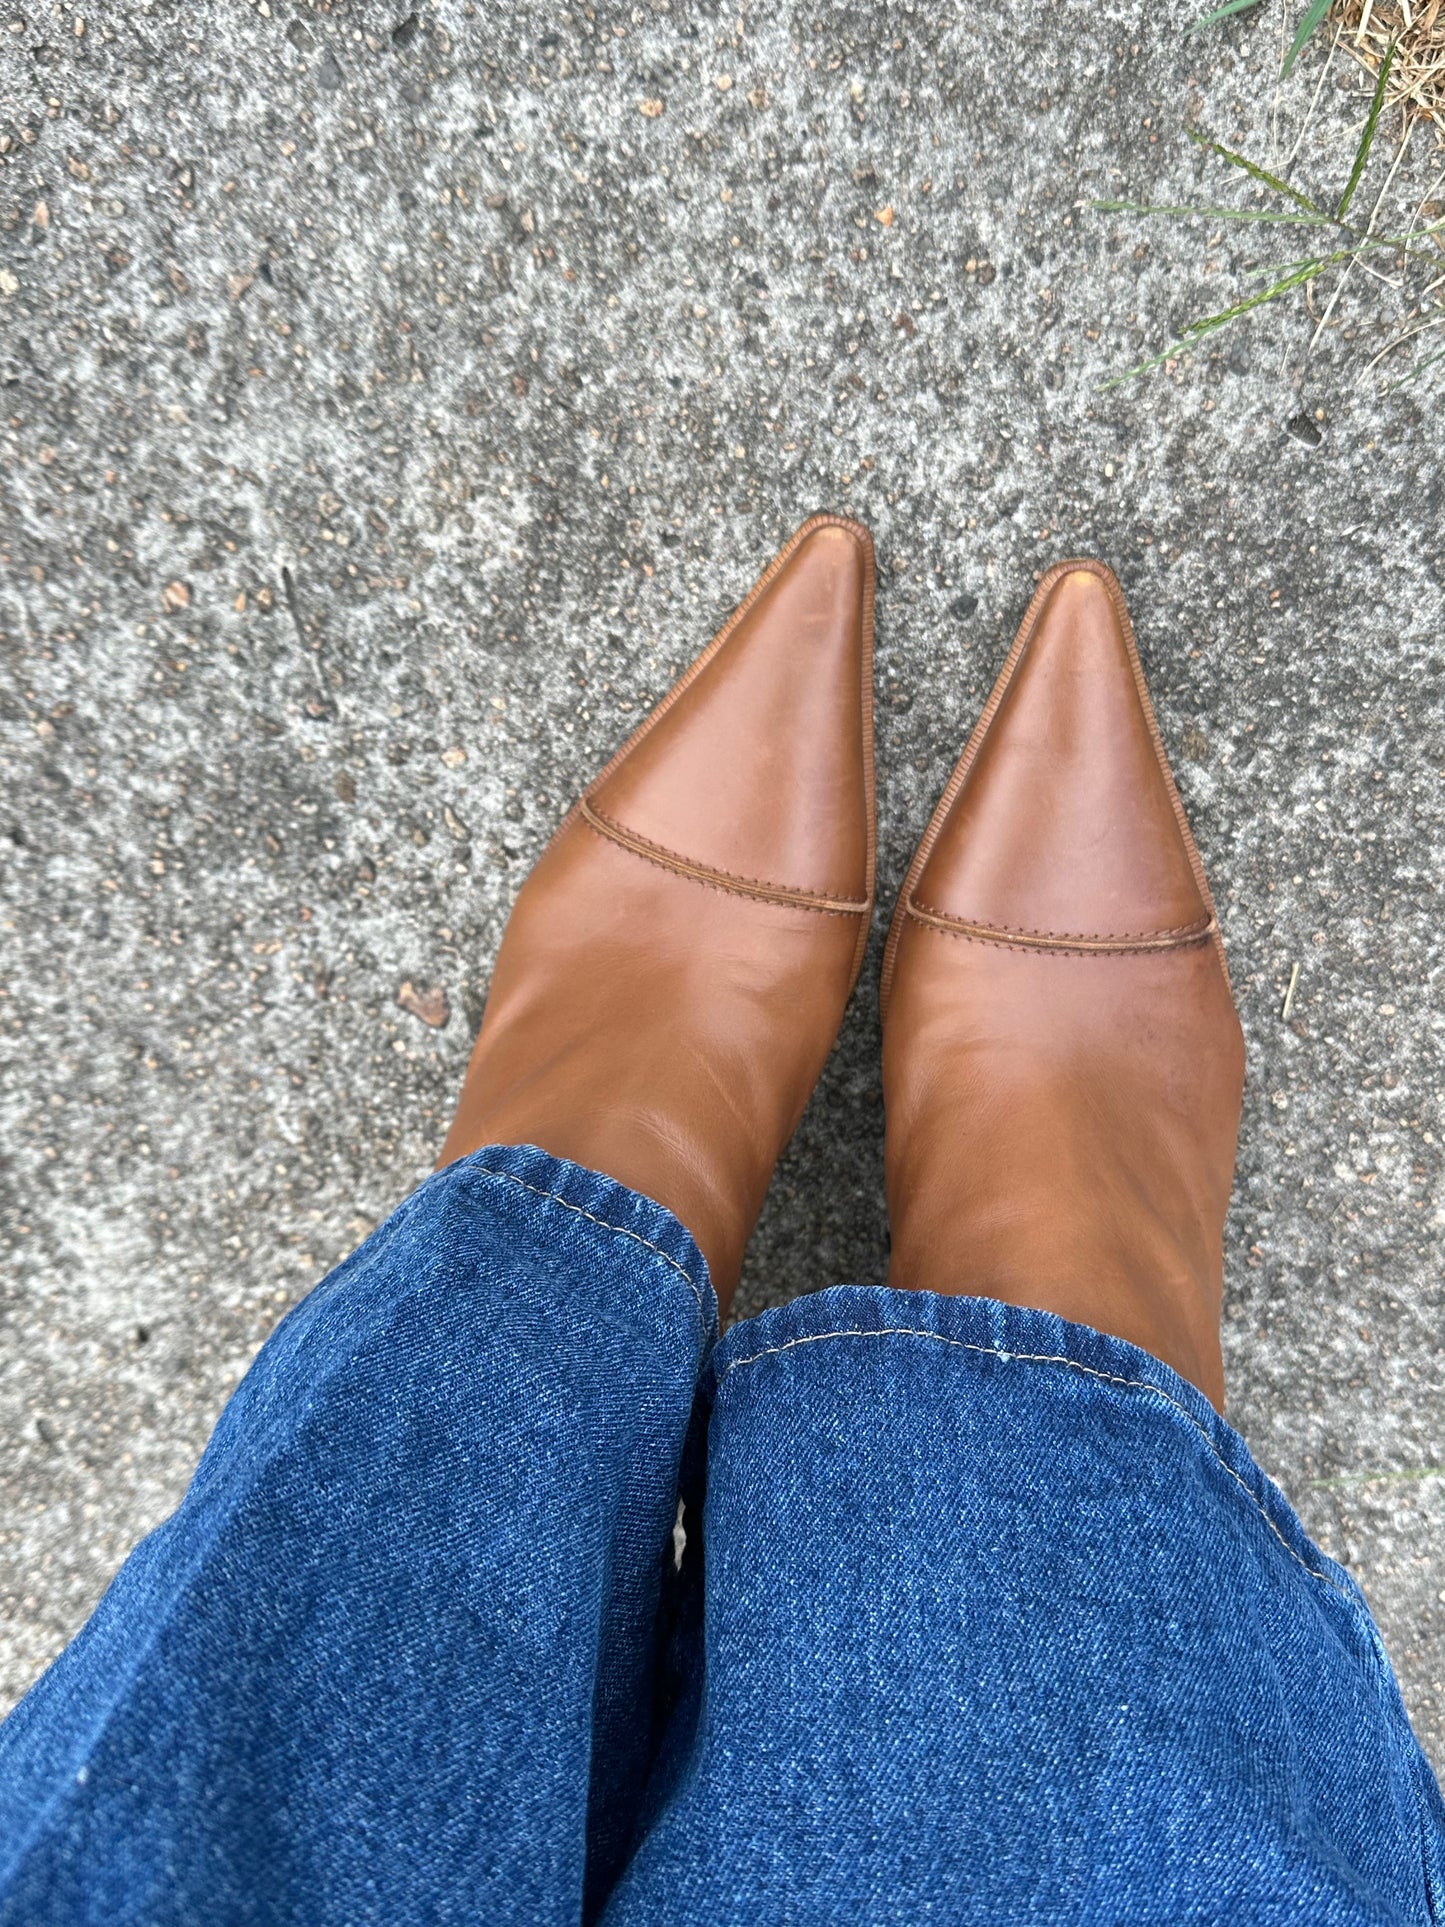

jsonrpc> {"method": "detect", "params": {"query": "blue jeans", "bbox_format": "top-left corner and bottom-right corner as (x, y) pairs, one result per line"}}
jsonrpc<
(1, 1144), (1440, 1924)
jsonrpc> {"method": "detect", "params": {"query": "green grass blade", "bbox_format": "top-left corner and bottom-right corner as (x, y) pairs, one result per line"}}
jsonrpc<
(1337, 39), (1396, 219)
(1177, 258), (1330, 337)
(1101, 257), (1329, 387)
(1099, 345), (1196, 388)
(1190, 0), (1266, 30)
(1187, 129), (1323, 213)
(1282, 0), (1332, 76)
(1242, 234), (1415, 276)
(1090, 197), (1332, 226)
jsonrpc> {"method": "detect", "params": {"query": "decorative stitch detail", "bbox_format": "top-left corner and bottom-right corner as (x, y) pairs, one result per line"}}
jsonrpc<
(903, 918), (1216, 960)
(715, 1325), (1345, 1596)
(470, 1162), (708, 1326)
(908, 901), (1214, 946)
(580, 803), (869, 918)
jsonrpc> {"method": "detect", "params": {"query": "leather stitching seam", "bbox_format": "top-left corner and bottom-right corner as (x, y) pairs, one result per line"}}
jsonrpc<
(715, 1326), (1346, 1596)
(580, 799), (871, 917)
(909, 901), (1213, 944)
(469, 1162), (708, 1326)
(905, 901), (1216, 956)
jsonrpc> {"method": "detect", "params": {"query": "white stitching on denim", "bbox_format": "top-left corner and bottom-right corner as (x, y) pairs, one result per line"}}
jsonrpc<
(470, 1162), (707, 1322)
(716, 1326), (1348, 1596)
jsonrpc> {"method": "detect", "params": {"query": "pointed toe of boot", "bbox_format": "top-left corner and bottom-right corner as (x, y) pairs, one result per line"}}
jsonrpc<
(885, 561), (1221, 998)
(587, 514), (876, 932)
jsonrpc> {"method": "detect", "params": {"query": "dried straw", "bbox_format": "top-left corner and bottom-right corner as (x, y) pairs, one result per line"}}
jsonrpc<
(1335, 0), (1445, 130)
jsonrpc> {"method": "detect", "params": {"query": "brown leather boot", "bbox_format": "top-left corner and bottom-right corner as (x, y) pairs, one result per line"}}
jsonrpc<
(440, 516), (876, 1314)
(880, 561), (1244, 1408)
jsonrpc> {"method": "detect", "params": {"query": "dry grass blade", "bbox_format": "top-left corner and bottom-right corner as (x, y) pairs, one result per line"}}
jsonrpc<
(1334, 0), (1445, 126)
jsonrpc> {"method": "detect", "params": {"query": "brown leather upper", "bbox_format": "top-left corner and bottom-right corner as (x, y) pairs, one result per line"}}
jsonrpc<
(587, 533), (874, 912)
(440, 516), (876, 1309)
(881, 563), (1244, 1406)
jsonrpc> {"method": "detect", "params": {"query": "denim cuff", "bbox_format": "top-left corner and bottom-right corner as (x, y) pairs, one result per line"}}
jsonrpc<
(710, 1283), (1363, 1617)
(432, 1142), (720, 1355)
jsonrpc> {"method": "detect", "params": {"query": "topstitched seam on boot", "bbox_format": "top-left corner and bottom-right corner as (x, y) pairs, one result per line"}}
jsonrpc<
(579, 804), (871, 917)
(904, 912), (1216, 959)
(468, 1162), (708, 1325)
(908, 899), (1215, 946)
(715, 1326), (1347, 1598)
(583, 798), (870, 910)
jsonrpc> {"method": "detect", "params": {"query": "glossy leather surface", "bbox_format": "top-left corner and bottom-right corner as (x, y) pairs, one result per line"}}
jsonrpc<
(882, 563), (1244, 1406)
(441, 517), (876, 1310)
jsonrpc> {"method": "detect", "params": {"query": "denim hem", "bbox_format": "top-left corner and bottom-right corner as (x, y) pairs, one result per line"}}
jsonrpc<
(711, 1285), (1355, 1605)
(435, 1142), (720, 1350)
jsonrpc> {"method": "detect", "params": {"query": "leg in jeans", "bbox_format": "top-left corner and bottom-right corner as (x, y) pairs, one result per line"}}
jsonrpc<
(0, 1147), (711, 1927)
(607, 1287), (1444, 1924)
(0, 520), (878, 1926)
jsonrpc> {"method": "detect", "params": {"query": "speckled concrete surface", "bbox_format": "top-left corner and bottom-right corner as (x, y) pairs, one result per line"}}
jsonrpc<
(1, 0), (1442, 1769)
